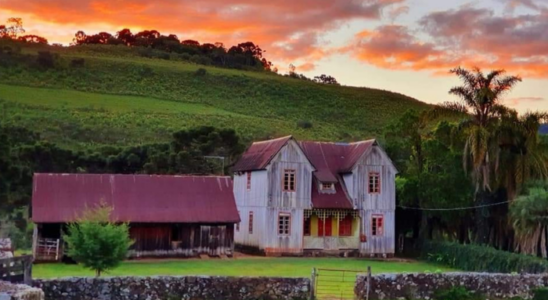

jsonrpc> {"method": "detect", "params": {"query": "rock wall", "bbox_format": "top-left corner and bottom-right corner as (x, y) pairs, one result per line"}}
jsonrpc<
(355, 272), (548, 300)
(34, 276), (310, 300)
(0, 281), (44, 300)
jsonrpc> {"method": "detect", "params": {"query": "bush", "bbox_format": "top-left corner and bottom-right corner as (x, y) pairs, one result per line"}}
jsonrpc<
(297, 120), (313, 129)
(422, 241), (548, 273)
(194, 68), (207, 76)
(533, 288), (548, 300)
(434, 287), (482, 300)
(63, 204), (133, 276)
(36, 51), (57, 69)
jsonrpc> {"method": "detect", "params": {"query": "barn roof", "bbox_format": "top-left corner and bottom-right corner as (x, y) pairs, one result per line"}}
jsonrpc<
(32, 173), (240, 224)
(232, 136), (292, 172)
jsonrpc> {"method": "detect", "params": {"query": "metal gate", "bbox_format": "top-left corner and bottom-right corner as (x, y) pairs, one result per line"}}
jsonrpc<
(312, 268), (366, 300)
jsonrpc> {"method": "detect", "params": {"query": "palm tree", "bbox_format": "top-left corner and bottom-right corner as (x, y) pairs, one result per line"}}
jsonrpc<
(436, 67), (522, 244)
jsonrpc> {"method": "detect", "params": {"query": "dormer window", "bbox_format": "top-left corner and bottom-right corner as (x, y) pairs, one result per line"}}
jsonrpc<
(320, 183), (335, 191)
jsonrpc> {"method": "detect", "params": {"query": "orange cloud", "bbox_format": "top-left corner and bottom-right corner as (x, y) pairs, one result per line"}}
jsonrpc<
(346, 5), (548, 78)
(0, 0), (405, 66)
(505, 96), (544, 106)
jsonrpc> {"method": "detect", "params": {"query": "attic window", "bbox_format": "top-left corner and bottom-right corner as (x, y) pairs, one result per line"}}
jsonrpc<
(368, 172), (381, 194)
(320, 183), (335, 191)
(283, 169), (296, 192)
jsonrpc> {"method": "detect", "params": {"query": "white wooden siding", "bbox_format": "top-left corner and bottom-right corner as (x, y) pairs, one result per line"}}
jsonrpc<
(360, 210), (395, 254)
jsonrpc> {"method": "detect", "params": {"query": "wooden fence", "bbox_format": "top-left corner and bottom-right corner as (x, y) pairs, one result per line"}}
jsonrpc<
(34, 238), (61, 261)
(0, 255), (33, 285)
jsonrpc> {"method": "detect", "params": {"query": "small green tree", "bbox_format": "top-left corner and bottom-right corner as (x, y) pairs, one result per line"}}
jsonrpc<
(63, 203), (133, 276)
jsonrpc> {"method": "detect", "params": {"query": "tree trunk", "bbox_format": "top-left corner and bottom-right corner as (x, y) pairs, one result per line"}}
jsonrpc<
(474, 191), (490, 244)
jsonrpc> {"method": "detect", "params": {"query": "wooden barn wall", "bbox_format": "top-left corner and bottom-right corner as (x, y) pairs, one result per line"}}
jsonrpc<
(343, 145), (396, 255)
(128, 223), (234, 257)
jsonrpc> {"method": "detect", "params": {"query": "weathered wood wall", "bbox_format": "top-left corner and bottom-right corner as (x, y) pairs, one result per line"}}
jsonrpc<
(344, 145), (396, 255)
(129, 223), (234, 257)
(234, 141), (314, 254)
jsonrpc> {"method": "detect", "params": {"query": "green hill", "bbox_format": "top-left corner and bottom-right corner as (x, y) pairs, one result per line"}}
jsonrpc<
(0, 40), (429, 149)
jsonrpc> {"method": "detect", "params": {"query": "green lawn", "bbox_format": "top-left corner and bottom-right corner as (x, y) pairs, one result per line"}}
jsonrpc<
(33, 257), (451, 279)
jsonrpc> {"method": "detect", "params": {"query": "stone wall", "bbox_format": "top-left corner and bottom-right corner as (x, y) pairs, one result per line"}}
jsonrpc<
(34, 276), (310, 300)
(355, 272), (548, 300)
(0, 281), (44, 300)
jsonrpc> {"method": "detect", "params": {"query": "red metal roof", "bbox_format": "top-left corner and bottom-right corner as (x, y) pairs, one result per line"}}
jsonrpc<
(32, 174), (240, 224)
(299, 140), (375, 179)
(310, 180), (354, 209)
(232, 136), (292, 172)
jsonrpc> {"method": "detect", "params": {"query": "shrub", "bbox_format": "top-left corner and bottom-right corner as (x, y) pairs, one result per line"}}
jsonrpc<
(533, 288), (548, 300)
(297, 120), (313, 129)
(194, 68), (207, 76)
(63, 204), (133, 276)
(434, 287), (482, 300)
(422, 241), (548, 273)
(36, 51), (57, 69)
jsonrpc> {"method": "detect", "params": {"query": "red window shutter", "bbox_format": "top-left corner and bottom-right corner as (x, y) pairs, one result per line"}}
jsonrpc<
(339, 215), (353, 236)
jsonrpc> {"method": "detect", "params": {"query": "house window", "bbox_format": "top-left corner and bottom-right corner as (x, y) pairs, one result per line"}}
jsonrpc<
(303, 218), (311, 236)
(320, 183), (334, 191)
(246, 172), (252, 190)
(372, 215), (384, 236)
(368, 172), (381, 194)
(249, 211), (254, 234)
(318, 217), (333, 237)
(339, 215), (353, 236)
(278, 213), (291, 235)
(283, 169), (296, 192)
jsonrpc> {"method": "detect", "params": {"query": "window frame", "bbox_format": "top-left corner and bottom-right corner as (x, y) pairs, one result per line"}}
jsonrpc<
(339, 215), (353, 236)
(278, 213), (291, 236)
(371, 214), (384, 236)
(246, 172), (252, 190)
(303, 217), (311, 236)
(320, 182), (335, 191)
(368, 172), (381, 194)
(283, 169), (297, 192)
(248, 211), (254, 234)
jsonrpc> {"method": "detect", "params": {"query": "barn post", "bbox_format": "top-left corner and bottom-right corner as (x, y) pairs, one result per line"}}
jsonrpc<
(32, 224), (38, 260)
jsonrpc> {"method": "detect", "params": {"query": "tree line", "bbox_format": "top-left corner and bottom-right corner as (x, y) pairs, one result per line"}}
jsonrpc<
(72, 28), (274, 71)
(387, 67), (548, 257)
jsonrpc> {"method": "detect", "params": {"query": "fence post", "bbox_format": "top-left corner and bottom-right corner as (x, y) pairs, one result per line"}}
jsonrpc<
(366, 266), (371, 300)
(23, 256), (32, 285)
(310, 267), (316, 300)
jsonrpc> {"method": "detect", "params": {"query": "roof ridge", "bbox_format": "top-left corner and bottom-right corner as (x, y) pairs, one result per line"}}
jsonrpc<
(34, 173), (231, 178)
(252, 135), (292, 145)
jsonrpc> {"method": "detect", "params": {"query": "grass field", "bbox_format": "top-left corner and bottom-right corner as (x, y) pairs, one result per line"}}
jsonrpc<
(33, 257), (451, 279)
(0, 40), (430, 149)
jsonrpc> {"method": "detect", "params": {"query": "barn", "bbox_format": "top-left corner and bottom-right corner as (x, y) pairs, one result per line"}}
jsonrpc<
(31, 173), (239, 261)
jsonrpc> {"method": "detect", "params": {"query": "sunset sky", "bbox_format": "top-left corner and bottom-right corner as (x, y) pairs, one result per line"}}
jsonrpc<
(1, 0), (547, 112)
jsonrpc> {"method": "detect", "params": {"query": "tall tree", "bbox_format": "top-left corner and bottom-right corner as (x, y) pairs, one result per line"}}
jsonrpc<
(435, 67), (522, 244)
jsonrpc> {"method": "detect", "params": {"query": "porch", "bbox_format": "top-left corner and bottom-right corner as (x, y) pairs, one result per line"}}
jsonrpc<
(303, 209), (360, 251)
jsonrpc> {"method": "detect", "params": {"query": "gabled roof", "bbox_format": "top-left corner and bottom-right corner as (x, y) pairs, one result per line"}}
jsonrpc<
(311, 180), (353, 209)
(232, 136), (292, 172)
(32, 173), (240, 224)
(299, 140), (376, 181)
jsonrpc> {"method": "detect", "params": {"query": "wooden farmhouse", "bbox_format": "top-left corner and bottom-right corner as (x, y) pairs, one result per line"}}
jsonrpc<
(232, 136), (397, 256)
(31, 173), (239, 261)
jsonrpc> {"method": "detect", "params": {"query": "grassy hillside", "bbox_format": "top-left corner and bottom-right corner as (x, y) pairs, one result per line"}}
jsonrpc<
(0, 40), (430, 149)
